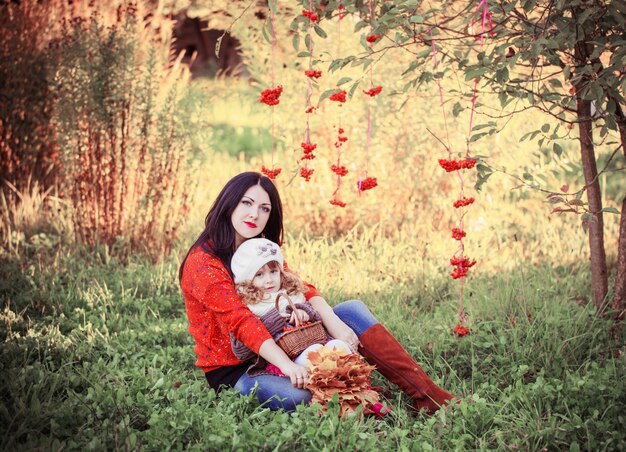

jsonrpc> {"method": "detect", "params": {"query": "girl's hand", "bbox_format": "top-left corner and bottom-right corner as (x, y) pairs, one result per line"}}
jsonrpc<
(290, 309), (309, 324)
(281, 361), (309, 388)
(281, 309), (310, 324)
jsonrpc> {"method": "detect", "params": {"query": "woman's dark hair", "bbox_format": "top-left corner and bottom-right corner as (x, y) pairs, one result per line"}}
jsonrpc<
(178, 172), (284, 281)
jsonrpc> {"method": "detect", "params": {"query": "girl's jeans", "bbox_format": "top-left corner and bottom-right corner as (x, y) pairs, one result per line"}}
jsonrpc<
(233, 299), (378, 411)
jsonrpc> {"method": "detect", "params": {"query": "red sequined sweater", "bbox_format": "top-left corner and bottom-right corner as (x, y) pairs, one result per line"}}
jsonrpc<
(180, 244), (320, 373)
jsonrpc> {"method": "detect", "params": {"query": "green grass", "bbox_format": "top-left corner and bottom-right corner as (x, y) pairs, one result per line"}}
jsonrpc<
(1, 238), (624, 451)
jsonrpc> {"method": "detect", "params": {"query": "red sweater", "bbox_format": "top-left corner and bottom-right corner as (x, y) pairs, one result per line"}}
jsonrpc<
(180, 244), (320, 373)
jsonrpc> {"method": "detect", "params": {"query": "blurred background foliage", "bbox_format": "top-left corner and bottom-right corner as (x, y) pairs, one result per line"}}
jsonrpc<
(0, 0), (621, 268)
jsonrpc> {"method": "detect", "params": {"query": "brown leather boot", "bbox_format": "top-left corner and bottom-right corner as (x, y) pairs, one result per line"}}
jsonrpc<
(358, 323), (457, 414)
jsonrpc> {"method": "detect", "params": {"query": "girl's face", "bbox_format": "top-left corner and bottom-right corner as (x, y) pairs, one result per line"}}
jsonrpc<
(231, 184), (271, 248)
(252, 263), (281, 293)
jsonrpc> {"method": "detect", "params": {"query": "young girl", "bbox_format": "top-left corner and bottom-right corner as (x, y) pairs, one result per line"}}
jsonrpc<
(230, 238), (351, 371)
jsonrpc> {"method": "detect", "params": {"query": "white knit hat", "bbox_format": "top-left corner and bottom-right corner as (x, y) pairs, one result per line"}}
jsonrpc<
(231, 238), (284, 284)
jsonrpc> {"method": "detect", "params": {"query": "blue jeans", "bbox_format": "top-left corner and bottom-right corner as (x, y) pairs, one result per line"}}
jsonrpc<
(233, 299), (379, 411)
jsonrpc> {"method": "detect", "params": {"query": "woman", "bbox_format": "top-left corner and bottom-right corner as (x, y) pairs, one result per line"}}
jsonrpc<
(179, 171), (456, 412)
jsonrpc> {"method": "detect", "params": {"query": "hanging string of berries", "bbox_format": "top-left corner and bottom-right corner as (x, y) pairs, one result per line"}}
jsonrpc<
(260, 2), (281, 180)
(357, 0), (380, 196)
(329, 9), (348, 208)
(300, 0), (320, 183)
(428, 0), (494, 336)
(330, 126), (348, 207)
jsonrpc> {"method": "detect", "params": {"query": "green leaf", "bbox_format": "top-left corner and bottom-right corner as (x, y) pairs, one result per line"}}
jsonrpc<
(496, 67), (509, 84)
(355, 21), (369, 32)
(465, 66), (487, 81)
(563, 65), (571, 80)
(548, 79), (563, 88)
(402, 60), (419, 76)
(452, 102), (464, 117)
(292, 33), (300, 52)
(541, 123), (550, 133)
(475, 172), (493, 191)
(337, 77), (352, 85)
(553, 142), (563, 156)
(499, 91), (509, 108)
(348, 81), (361, 97)
(314, 25), (327, 39)
(547, 196), (564, 204)
(318, 89), (336, 104)
(470, 132), (488, 142)
(297, 51), (311, 58)
(410, 15), (424, 23)
(473, 121), (497, 131)
(261, 21), (272, 45)
(267, 0), (277, 14)
(601, 207), (620, 214)
(362, 58), (374, 69)
(605, 114), (618, 131)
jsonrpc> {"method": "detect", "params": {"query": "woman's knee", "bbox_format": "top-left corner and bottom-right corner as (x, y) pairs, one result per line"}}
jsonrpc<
(258, 385), (311, 411)
(235, 374), (311, 411)
(333, 299), (378, 335)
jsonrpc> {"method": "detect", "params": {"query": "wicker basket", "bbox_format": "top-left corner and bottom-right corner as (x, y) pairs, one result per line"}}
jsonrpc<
(275, 293), (327, 359)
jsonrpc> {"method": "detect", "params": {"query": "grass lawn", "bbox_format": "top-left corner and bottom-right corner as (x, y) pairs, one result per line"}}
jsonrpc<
(1, 236), (624, 451)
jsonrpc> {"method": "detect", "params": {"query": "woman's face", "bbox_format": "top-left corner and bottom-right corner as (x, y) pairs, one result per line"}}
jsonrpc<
(231, 184), (271, 248)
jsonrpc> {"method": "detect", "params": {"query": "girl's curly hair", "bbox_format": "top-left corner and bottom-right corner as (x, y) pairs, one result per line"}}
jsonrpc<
(235, 261), (307, 305)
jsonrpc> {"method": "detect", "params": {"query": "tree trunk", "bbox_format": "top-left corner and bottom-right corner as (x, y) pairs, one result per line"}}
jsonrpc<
(575, 42), (609, 313)
(614, 197), (626, 320)
(612, 103), (626, 320)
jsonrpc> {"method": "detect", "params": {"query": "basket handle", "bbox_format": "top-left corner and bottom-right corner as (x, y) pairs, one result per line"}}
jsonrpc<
(275, 292), (303, 327)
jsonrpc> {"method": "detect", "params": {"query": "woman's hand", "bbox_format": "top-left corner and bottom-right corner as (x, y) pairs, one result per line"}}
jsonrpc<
(308, 296), (360, 353)
(281, 361), (309, 388)
(323, 316), (360, 352)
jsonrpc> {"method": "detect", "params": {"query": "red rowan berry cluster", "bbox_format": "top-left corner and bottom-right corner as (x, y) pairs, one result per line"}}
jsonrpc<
(453, 197), (475, 208)
(300, 167), (314, 182)
(331, 164), (348, 176)
(329, 90), (347, 103)
(438, 158), (476, 172)
(304, 69), (322, 79)
(363, 86), (383, 97)
(301, 9), (318, 22)
(259, 85), (283, 106)
(261, 166), (281, 180)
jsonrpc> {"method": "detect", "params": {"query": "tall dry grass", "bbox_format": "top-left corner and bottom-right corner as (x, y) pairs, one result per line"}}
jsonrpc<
(0, 1), (196, 260)
(0, 2), (61, 207)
